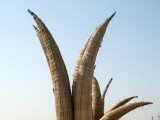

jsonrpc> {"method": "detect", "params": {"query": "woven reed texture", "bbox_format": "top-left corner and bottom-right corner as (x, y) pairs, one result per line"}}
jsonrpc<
(72, 35), (91, 99)
(106, 96), (138, 113)
(101, 78), (113, 114)
(28, 10), (153, 120)
(92, 78), (103, 120)
(100, 102), (152, 120)
(72, 12), (116, 120)
(28, 10), (73, 120)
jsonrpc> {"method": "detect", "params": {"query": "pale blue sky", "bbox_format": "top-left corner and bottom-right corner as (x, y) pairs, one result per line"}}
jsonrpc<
(0, 1), (160, 120)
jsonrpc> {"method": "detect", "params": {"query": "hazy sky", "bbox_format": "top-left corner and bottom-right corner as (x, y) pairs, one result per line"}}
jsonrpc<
(0, 1), (160, 120)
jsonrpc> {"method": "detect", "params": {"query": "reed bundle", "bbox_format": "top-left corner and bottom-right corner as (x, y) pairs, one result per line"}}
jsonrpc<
(28, 10), (152, 120)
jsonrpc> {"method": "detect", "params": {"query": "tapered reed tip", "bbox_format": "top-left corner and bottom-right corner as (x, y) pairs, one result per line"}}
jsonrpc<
(28, 9), (37, 19)
(108, 12), (116, 22)
(28, 9), (34, 15)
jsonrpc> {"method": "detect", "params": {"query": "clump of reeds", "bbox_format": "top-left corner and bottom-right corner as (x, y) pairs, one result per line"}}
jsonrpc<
(28, 10), (152, 120)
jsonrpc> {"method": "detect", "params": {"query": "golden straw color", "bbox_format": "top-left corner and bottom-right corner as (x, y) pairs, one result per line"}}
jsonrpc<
(28, 9), (153, 120)
(100, 102), (153, 120)
(106, 96), (138, 113)
(72, 32), (91, 91)
(72, 12), (116, 120)
(101, 78), (113, 114)
(92, 77), (103, 120)
(28, 10), (73, 120)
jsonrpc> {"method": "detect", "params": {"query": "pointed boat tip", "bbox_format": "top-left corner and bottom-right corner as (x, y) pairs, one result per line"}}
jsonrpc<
(113, 12), (116, 16)
(28, 9), (34, 15)
(147, 102), (153, 104)
(142, 101), (153, 105)
(27, 9), (37, 18)
(108, 78), (113, 83)
(133, 96), (138, 98)
(101, 12), (116, 27)
(108, 12), (116, 21)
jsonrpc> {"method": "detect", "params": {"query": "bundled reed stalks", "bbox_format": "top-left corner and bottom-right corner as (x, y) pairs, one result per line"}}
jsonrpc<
(100, 102), (153, 120)
(28, 10), (73, 120)
(101, 78), (113, 114)
(106, 96), (138, 113)
(92, 77), (103, 120)
(28, 10), (152, 120)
